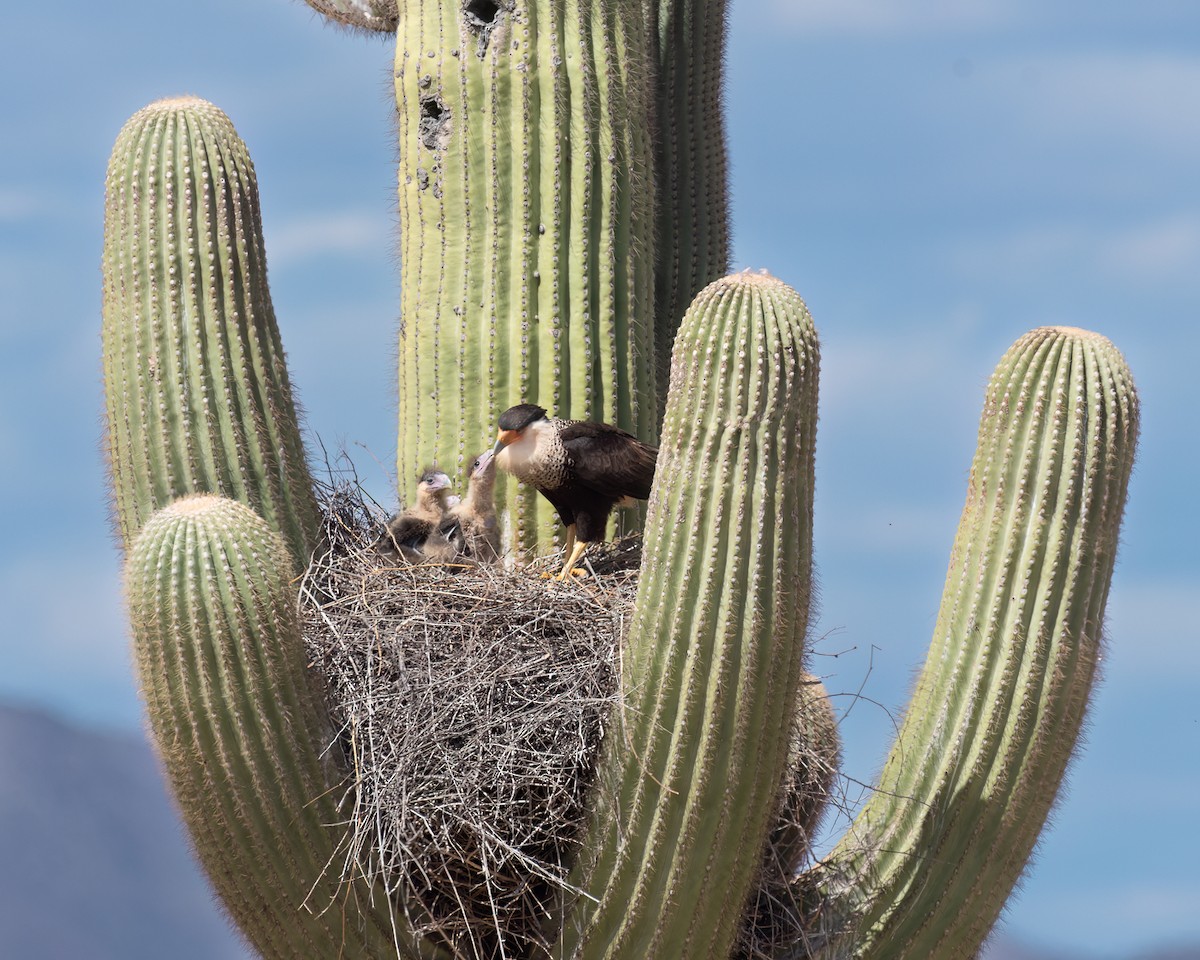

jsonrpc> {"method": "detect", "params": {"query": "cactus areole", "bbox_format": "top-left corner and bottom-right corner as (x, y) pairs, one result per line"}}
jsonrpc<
(100, 0), (1139, 956)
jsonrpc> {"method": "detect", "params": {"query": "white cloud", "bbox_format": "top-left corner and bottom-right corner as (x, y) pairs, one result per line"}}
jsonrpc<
(971, 51), (1200, 158)
(818, 304), (992, 421)
(945, 214), (1200, 289)
(1017, 879), (1200, 948)
(264, 210), (391, 265)
(1097, 215), (1200, 282)
(0, 187), (48, 223)
(763, 0), (1011, 35)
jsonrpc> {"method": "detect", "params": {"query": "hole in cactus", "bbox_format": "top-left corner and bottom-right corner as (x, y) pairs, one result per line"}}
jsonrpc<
(462, 0), (509, 57)
(463, 0), (502, 26)
(418, 95), (452, 152)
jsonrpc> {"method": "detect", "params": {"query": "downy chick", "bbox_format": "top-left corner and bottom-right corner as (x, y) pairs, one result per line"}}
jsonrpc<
(441, 450), (501, 563)
(379, 468), (456, 563)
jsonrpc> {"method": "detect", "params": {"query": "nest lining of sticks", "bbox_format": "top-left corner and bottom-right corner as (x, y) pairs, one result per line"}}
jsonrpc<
(300, 480), (639, 957)
(300, 480), (833, 960)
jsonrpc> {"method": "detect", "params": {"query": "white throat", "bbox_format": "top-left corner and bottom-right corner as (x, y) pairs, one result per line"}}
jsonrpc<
(496, 418), (559, 480)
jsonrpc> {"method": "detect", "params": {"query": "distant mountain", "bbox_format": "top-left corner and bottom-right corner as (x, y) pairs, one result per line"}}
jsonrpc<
(981, 940), (1200, 960)
(2, 701), (1197, 960)
(0, 702), (249, 959)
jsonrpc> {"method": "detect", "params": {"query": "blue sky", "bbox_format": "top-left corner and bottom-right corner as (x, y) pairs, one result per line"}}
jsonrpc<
(1, 0), (1197, 956)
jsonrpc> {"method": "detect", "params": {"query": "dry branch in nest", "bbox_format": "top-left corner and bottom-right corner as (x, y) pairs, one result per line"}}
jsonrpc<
(300, 481), (637, 958)
(299, 478), (841, 960)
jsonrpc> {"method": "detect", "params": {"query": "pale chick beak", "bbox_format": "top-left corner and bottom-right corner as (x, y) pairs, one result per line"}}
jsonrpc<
(472, 449), (495, 479)
(426, 472), (451, 492)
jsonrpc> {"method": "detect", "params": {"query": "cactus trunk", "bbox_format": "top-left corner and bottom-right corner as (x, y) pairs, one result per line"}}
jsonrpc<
(795, 326), (1139, 959)
(645, 0), (731, 418)
(558, 271), (819, 959)
(394, 0), (658, 554)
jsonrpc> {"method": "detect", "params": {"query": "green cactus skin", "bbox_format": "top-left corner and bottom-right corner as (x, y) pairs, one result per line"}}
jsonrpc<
(556, 271), (820, 960)
(791, 326), (1139, 959)
(735, 675), (841, 960)
(101, 97), (320, 569)
(301, 0), (398, 33)
(393, 0), (659, 554)
(644, 0), (732, 419)
(125, 495), (435, 960)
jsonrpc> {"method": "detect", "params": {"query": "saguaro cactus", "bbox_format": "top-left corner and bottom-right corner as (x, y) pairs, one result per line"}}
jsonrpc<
(101, 2), (1140, 958)
(101, 97), (320, 567)
(643, 0), (732, 399)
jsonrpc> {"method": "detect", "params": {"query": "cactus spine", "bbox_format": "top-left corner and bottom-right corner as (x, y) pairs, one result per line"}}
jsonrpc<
(558, 271), (819, 959)
(101, 97), (320, 567)
(125, 495), (422, 958)
(794, 326), (1139, 958)
(393, 0), (658, 553)
(304, 0), (397, 32)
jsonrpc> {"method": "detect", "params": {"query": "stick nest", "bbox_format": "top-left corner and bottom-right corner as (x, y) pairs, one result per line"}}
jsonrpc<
(300, 481), (638, 958)
(300, 479), (840, 960)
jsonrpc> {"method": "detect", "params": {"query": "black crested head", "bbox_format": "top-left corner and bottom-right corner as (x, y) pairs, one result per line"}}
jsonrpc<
(497, 403), (548, 432)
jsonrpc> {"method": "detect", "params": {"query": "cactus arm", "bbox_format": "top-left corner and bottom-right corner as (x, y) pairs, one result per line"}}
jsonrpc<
(300, 0), (399, 33)
(126, 495), (430, 959)
(794, 327), (1139, 959)
(394, 0), (658, 553)
(101, 97), (320, 568)
(557, 271), (819, 959)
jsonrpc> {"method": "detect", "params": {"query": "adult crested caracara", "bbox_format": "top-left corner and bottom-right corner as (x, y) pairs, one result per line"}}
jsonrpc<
(441, 450), (501, 563)
(492, 403), (657, 578)
(379, 468), (457, 563)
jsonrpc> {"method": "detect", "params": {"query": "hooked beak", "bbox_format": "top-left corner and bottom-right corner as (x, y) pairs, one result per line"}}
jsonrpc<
(493, 429), (519, 454)
(425, 472), (451, 492)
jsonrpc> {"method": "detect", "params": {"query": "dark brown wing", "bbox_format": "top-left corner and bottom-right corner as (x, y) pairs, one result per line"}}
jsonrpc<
(560, 421), (657, 500)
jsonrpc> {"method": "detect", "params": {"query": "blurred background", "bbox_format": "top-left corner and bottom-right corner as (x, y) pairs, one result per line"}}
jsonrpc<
(1, 0), (1197, 956)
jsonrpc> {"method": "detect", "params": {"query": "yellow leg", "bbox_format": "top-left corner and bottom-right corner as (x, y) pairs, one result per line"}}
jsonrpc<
(557, 536), (588, 580)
